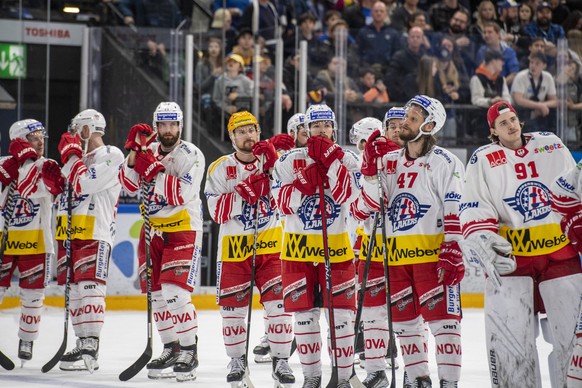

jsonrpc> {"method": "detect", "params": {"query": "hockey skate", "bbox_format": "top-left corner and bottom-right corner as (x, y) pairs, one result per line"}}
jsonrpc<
(174, 344), (198, 382)
(60, 338), (99, 371)
(80, 337), (99, 373)
(439, 380), (457, 388)
(227, 355), (251, 387)
(302, 375), (322, 388)
(403, 371), (412, 388)
(253, 335), (271, 363)
(414, 376), (432, 388)
(362, 370), (389, 388)
(337, 379), (351, 388)
(18, 340), (32, 367)
(272, 357), (295, 387)
(146, 341), (180, 379)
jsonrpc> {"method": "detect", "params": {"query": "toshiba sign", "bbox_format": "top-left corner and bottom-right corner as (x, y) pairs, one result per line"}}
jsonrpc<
(0, 20), (84, 46)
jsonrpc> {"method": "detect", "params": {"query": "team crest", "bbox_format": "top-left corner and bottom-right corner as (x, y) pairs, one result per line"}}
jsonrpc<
(503, 181), (551, 222)
(9, 196), (40, 227)
(239, 197), (273, 230)
(148, 192), (168, 214)
(297, 194), (340, 231)
(59, 193), (89, 211)
(388, 193), (431, 232)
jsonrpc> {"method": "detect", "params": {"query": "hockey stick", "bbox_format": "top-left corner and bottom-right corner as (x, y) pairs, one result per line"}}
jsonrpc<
(240, 158), (264, 388)
(0, 181), (16, 268)
(42, 182), (74, 373)
(119, 141), (154, 381)
(376, 161), (396, 388)
(0, 349), (15, 371)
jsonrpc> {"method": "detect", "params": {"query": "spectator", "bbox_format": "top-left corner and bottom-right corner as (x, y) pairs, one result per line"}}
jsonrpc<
(196, 36), (223, 126)
(511, 51), (557, 132)
(562, 10), (582, 35)
(239, 0), (286, 60)
(314, 19), (360, 76)
(284, 12), (319, 64)
(212, 53), (254, 116)
(356, 1), (401, 73)
(497, 0), (521, 36)
(434, 9), (478, 75)
(468, 0), (498, 47)
(470, 50), (511, 139)
(315, 56), (362, 104)
(428, 0), (469, 32)
(256, 55), (293, 135)
(555, 54), (582, 143)
(211, 0), (250, 28)
(568, 30), (582, 75)
(522, 2), (565, 56)
(437, 34), (470, 87)
(517, 37), (546, 70)
(208, 9), (237, 53)
(549, 0), (570, 25)
(385, 26), (428, 102)
(390, 0), (429, 33)
(231, 27), (256, 76)
(475, 22), (520, 86)
(343, 0), (375, 31)
(118, 0), (183, 28)
(355, 67), (390, 103)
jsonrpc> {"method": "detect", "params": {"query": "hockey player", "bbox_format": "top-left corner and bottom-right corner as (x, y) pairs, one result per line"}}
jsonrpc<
(273, 104), (360, 388)
(119, 102), (205, 382)
(359, 96), (466, 388)
(286, 112), (308, 148)
(0, 120), (64, 365)
(204, 111), (295, 387)
(349, 116), (401, 388)
(460, 101), (582, 388)
(56, 109), (124, 372)
(383, 107), (406, 148)
(551, 160), (582, 385)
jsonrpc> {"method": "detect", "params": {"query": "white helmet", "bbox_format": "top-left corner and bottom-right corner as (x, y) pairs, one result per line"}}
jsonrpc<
(9, 119), (45, 140)
(405, 95), (446, 136)
(286, 113), (306, 140)
(349, 117), (383, 146)
(153, 102), (183, 132)
(305, 104), (336, 131)
(383, 107), (405, 131)
(71, 109), (106, 136)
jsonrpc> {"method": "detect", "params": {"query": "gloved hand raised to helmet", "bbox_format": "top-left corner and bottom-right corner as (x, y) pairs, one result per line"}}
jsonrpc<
(252, 141), (278, 173)
(9, 138), (38, 166)
(268, 134), (295, 152)
(361, 130), (400, 177)
(307, 136), (344, 169)
(124, 123), (156, 152)
(58, 132), (83, 164)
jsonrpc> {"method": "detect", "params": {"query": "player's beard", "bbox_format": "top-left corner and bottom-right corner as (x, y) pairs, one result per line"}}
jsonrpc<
(158, 132), (180, 148)
(399, 125), (419, 142)
(238, 139), (256, 153)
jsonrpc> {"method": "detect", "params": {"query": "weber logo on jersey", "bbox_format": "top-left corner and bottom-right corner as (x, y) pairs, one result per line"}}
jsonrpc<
(503, 181), (551, 222)
(388, 193), (431, 232)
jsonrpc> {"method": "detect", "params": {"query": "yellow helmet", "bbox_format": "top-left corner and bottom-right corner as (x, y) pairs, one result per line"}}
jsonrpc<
(227, 111), (258, 132)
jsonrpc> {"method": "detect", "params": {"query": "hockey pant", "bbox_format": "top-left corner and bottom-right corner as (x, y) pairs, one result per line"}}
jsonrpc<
(69, 281), (106, 338)
(294, 307), (355, 381)
(152, 283), (198, 346)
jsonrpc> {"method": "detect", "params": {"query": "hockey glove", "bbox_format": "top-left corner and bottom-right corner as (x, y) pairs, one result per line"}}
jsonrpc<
(437, 240), (465, 286)
(234, 173), (270, 205)
(252, 140), (278, 173)
(124, 123), (155, 152)
(9, 138), (38, 166)
(269, 133), (295, 152)
(293, 163), (327, 197)
(361, 130), (399, 177)
(134, 151), (165, 182)
(58, 132), (83, 164)
(561, 210), (582, 253)
(307, 136), (344, 169)
(0, 157), (19, 186)
(41, 159), (65, 196)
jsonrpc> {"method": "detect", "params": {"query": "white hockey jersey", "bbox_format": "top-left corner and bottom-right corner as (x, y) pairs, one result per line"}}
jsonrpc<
(551, 159), (582, 216)
(359, 147), (465, 266)
(462, 132), (575, 256)
(273, 147), (360, 264)
(57, 145), (124, 246)
(205, 153), (282, 262)
(120, 140), (205, 233)
(0, 156), (57, 255)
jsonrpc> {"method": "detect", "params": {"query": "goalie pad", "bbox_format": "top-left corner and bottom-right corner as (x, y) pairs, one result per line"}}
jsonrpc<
(485, 276), (541, 388)
(539, 274), (582, 388)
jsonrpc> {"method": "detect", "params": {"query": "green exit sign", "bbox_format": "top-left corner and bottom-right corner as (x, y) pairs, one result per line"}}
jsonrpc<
(0, 43), (26, 79)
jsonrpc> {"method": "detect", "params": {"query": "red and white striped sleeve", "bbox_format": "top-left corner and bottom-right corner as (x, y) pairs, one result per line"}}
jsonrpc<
(551, 161), (582, 217)
(204, 156), (243, 224)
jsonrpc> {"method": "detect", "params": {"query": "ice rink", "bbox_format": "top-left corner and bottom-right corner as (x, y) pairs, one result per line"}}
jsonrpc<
(0, 307), (552, 387)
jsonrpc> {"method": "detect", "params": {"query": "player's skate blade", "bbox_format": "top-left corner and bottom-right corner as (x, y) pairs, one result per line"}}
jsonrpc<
(147, 367), (176, 379)
(82, 355), (98, 374)
(175, 370), (197, 382)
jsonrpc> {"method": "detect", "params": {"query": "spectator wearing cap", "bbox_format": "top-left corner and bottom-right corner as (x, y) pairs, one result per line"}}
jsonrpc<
(231, 27), (255, 76)
(475, 22), (520, 86)
(497, 0), (520, 36)
(390, 0), (430, 33)
(356, 1), (401, 74)
(521, 2), (565, 56)
(428, 0), (469, 33)
(470, 50), (511, 139)
(208, 8), (237, 53)
(212, 53), (254, 116)
(511, 51), (557, 132)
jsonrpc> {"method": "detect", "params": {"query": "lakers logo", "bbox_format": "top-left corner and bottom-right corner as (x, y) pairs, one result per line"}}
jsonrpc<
(239, 197), (273, 231)
(388, 193), (430, 232)
(503, 181), (551, 223)
(10, 196), (39, 227)
(297, 194), (340, 231)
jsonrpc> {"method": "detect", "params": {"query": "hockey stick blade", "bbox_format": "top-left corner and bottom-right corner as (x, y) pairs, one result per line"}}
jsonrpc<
(349, 370), (365, 388)
(0, 350), (15, 370)
(41, 335), (67, 373)
(119, 343), (152, 381)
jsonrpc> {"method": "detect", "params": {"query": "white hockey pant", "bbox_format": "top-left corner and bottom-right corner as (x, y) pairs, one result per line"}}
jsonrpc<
(161, 283), (197, 346)
(394, 316), (430, 381)
(221, 306), (247, 358)
(19, 288), (45, 342)
(264, 300), (293, 358)
(362, 305), (389, 373)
